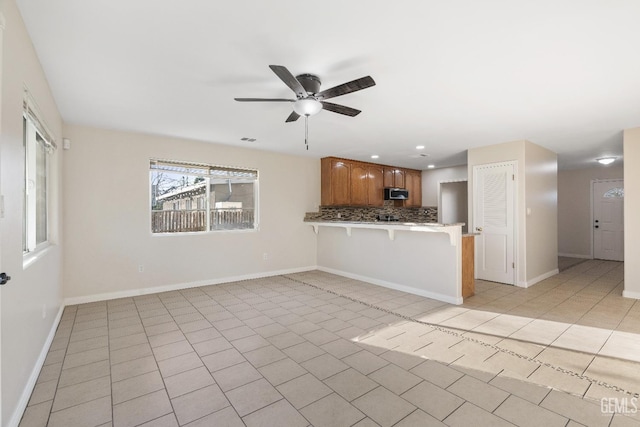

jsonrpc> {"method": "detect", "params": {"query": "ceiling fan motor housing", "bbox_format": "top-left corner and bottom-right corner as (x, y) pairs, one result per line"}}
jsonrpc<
(296, 74), (321, 96)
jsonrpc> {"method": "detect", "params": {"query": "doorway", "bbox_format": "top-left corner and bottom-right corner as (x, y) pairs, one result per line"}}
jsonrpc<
(438, 180), (468, 233)
(593, 179), (624, 261)
(473, 161), (516, 285)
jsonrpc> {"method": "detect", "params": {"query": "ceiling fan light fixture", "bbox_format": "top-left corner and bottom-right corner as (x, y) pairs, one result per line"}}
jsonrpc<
(293, 98), (322, 117)
(597, 157), (616, 165)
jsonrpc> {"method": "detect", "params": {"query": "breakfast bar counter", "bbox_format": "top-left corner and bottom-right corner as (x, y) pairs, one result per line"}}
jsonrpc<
(306, 220), (465, 305)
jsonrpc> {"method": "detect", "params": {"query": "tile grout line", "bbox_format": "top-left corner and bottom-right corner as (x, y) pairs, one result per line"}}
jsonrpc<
(282, 274), (640, 399)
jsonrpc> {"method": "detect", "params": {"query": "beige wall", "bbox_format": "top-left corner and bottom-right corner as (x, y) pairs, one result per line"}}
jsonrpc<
(623, 128), (640, 299)
(468, 140), (558, 286)
(0, 1), (64, 425)
(62, 125), (319, 301)
(558, 165), (624, 257)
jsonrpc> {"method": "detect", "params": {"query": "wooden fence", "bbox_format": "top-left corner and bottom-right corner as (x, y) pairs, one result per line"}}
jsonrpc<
(152, 209), (254, 233)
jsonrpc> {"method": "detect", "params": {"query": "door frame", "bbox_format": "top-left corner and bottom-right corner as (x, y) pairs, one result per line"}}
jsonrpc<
(590, 178), (624, 260)
(437, 179), (468, 224)
(472, 160), (518, 285)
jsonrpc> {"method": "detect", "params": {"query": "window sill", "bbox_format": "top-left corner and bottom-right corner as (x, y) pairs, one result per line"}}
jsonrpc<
(151, 227), (259, 237)
(23, 243), (54, 269)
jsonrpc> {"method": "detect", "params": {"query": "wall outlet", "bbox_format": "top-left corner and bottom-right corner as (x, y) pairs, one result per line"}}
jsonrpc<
(138, 265), (144, 273)
(263, 253), (268, 261)
(41, 304), (46, 319)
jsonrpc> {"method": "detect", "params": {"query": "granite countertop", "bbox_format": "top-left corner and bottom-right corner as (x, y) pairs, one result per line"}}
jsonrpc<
(304, 219), (465, 227)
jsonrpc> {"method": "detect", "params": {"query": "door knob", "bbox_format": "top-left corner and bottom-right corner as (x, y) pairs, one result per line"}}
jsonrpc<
(475, 227), (483, 232)
(0, 272), (11, 285)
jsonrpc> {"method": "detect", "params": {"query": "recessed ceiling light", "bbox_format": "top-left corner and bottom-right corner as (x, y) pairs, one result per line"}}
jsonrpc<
(371, 155), (379, 159)
(427, 164), (435, 169)
(416, 145), (425, 150)
(596, 157), (616, 165)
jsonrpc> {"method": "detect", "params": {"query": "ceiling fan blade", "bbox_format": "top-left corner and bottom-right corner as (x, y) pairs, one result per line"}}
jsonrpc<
(269, 65), (307, 98)
(321, 101), (361, 117)
(316, 76), (375, 100)
(285, 111), (300, 122)
(234, 98), (295, 102)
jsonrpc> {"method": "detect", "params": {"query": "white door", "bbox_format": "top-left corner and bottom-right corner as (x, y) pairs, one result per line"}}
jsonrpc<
(0, 14), (5, 423)
(473, 162), (516, 285)
(593, 180), (624, 261)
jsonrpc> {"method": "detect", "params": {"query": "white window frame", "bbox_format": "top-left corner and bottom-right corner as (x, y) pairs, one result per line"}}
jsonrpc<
(23, 89), (56, 256)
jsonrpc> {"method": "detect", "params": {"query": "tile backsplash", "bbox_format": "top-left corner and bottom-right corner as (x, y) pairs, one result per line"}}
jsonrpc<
(305, 202), (438, 223)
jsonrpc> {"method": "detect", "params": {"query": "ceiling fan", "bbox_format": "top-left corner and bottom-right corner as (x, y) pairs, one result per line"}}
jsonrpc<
(235, 65), (375, 149)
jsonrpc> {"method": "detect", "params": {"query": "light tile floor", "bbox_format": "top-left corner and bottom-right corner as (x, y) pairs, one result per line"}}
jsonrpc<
(19, 260), (640, 427)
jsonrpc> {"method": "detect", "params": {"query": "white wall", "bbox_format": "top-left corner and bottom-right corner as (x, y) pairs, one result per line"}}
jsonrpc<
(62, 125), (319, 301)
(623, 128), (640, 299)
(558, 165), (624, 258)
(421, 165), (467, 207)
(524, 141), (558, 282)
(441, 181), (468, 231)
(0, 0), (64, 425)
(316, 225), (462, 304)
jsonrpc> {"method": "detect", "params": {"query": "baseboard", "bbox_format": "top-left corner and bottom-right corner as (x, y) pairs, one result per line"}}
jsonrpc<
(64, 266), (318, 306)
(8, 305), (64, 427)
(517, 268), (559, 288)
(622, 289), (640, 300)
(558, 253), (592, 259)
(317, 266), (463, 305)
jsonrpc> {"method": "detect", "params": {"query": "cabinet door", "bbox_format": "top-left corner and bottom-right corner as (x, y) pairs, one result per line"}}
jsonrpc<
(383, 168), (395, 188)
(350, 163), (369, 206)
(394, 169), (406, 188)
(330, 159), (351, 205)
(412, 171), (422, 206)
(405, 171), (422, 207)
(367, 165), (385, 206)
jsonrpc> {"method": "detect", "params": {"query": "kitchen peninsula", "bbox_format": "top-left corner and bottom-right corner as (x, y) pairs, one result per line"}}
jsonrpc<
(308, 156), (471, 305)
(306, 218), (465, 305)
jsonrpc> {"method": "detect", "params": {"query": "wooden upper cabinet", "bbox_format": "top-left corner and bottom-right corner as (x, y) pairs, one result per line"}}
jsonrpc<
(394, 169), (406, 189)
(404, 170), (423, 207)
(321, 157), (417, 207)
(321, 158), (351, 205)
(383, 167), (406, 188)
(383, 168), (395, 188)
(350, 163), (369, 206)
(367, 165), (385, 206)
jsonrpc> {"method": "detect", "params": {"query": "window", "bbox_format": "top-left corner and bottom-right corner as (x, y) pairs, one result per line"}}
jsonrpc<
(150, 159), (258, 233)
(603, 187), (624, 198)
(23, 91), (56, 254)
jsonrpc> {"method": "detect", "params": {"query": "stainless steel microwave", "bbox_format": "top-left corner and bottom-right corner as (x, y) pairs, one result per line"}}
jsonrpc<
(384, 188), (409, 200)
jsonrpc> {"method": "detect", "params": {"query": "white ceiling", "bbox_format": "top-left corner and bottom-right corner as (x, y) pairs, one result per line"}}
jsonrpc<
(16, 0), (640, 170)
